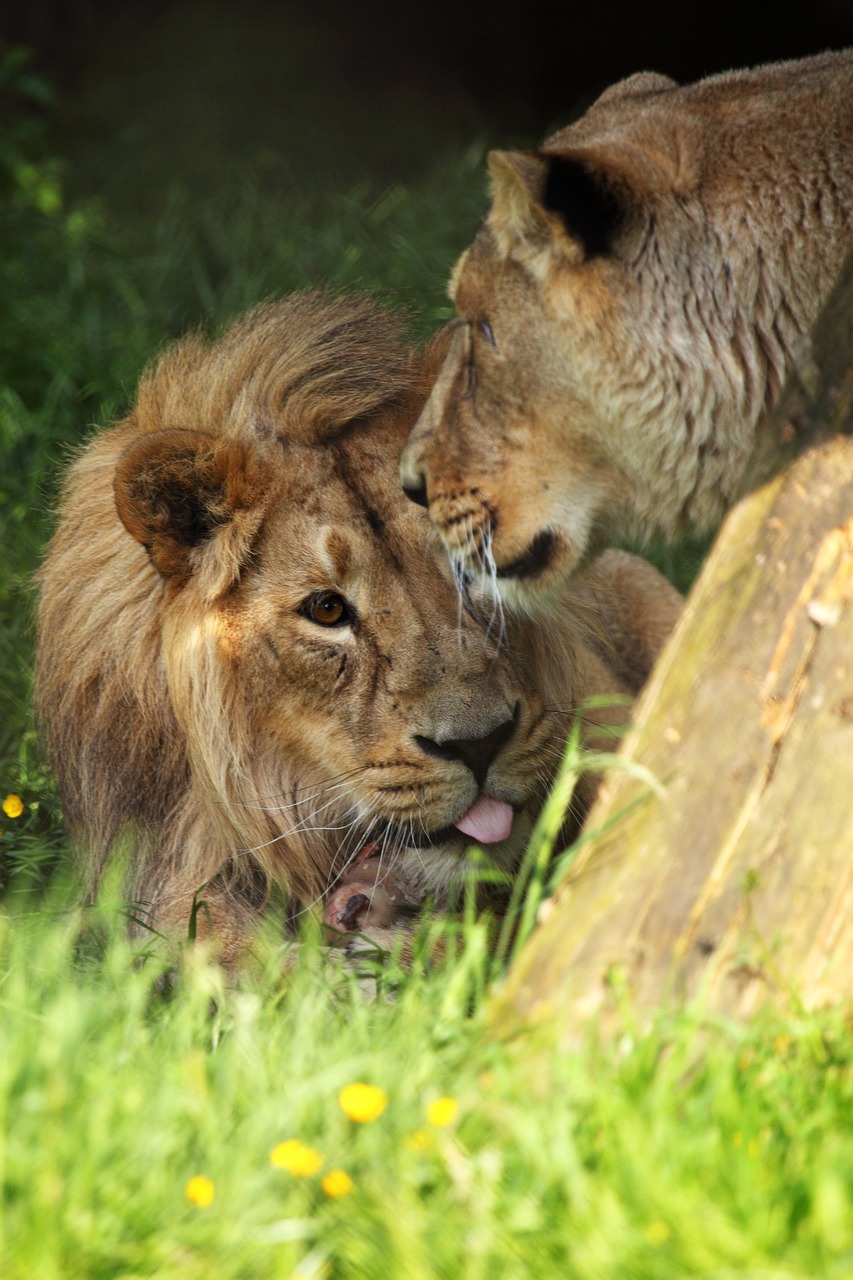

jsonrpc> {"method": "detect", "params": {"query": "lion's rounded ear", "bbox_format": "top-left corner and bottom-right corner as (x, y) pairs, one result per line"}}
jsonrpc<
(114, 428), (267, 585)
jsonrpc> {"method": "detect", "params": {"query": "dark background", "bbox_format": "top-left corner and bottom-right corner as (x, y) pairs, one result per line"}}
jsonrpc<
(2, 0), (852, 209)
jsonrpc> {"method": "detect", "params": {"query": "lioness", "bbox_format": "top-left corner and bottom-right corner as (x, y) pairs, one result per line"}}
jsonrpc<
(35, 294), (680, 967)
(400, 50), (853, 608)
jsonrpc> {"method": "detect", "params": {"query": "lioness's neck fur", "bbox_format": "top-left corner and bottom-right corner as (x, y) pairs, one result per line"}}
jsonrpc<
(537, 50), (853, 528)
(400, 50), (853, 603)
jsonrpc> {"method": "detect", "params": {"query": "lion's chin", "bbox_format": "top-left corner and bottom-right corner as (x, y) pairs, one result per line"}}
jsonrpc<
(390, 809), (534, 903)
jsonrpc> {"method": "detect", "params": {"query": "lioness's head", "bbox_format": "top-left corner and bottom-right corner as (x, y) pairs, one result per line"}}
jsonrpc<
(37, 295), (574, 944)
(400, 145), (667, 611)
(400, 72), (794, 606)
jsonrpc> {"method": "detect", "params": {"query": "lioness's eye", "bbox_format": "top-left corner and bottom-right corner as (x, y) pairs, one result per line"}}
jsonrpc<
(303, 591), (350, 627)
(478, 319), (496, 346)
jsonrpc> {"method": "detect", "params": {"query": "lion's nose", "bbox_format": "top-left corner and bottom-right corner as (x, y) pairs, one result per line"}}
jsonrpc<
(401, 474), (429, 509)
(414, 714), (516, 787)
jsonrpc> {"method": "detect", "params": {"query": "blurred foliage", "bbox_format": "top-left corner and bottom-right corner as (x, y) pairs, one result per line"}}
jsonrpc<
(4, 880), (853, 1278)
(0, 44), (61, 211)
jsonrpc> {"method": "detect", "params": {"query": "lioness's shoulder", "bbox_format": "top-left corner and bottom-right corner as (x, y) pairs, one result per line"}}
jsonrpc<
(567, 550), (683, 695)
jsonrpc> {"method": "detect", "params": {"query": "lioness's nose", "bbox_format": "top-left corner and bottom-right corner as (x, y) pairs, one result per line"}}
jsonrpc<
(414, 714), (515, 787)
(401, 473), (429, 509)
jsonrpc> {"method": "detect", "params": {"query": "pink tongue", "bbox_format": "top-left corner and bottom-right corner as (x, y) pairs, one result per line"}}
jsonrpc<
(453, 795), (514, 845)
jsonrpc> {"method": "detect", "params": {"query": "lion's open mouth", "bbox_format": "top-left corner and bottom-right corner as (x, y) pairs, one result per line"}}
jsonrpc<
(495, 530), (557, 580)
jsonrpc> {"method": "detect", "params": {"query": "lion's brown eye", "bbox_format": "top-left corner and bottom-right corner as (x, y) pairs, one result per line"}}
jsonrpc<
(478, 319), (495, 346)
(303, 591), (350, 627)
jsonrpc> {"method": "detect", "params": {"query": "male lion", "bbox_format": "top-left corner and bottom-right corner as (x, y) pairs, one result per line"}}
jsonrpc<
(400, 50), (853, 609)
(35, 294), (680, 967)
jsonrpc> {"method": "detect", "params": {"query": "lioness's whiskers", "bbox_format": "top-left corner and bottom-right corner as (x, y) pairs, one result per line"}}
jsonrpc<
(480, 520), (506, 652)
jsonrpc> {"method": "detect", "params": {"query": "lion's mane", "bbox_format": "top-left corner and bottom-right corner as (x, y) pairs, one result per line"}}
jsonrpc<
(34, 295), (422, 944)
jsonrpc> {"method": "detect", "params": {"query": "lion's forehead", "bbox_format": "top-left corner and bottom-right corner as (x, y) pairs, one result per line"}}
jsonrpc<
(250, 472), (443, 603)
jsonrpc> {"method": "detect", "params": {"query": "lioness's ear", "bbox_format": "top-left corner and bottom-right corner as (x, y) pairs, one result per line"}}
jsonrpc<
(487, 150), (557, 257)
(114, 427), (268, 591)
(488, 147), (629, 266)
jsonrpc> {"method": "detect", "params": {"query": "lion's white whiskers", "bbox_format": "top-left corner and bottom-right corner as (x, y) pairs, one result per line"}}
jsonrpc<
(234, 767), (371, 813)
(321, 814), (382, 899)
(403, 815), (430, 878)
(239, 791), (364, 855)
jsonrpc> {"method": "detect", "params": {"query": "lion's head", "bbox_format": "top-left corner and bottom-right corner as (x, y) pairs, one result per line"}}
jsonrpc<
(35, 294), (681, 963)
(36, 293), (674, 963)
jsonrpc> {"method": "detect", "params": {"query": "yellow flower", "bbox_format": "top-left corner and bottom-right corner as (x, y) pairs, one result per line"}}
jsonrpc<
(2, 794), (24, 819)
(426, 1096), (458, 1128)
(405, 1129), (433, 1153)
(321, 1169), (353, 1198)
(269, 1139), (323, 1177)
(338, 1083), (388, 1124)
(185, 1175), (215, 1208)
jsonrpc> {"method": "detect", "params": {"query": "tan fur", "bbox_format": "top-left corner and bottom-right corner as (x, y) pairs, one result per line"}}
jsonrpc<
(400, 50), (853, 608)
(34, 294), (681, 967)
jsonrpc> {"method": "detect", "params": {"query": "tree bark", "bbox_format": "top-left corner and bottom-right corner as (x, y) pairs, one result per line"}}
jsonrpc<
(491, 247), (853, 1040)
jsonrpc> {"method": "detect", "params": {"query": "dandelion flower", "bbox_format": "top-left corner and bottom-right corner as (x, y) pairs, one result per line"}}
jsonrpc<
(426, 1097), (458, 1128)
(2, 794), (23, 819)
(269, 1139), (323, 1177)
(405, 1129), (432, 1153)
(185, 1175), (215, 1208)
(338, 1083), (387, 1124)
(321, 1169), (353, 1198)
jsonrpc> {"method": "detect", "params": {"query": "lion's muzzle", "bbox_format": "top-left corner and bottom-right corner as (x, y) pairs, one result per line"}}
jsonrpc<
(413, 708), (516, 788)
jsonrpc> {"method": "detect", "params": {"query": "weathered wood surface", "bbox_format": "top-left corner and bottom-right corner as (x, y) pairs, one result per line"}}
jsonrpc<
(492, 248), (853, 1039)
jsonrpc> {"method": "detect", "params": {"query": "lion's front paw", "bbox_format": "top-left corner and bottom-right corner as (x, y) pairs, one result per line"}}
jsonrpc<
(323, 855), (410, 944)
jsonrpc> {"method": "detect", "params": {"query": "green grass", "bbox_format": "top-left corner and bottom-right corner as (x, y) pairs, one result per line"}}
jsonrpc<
(4, 881), (853, 1279)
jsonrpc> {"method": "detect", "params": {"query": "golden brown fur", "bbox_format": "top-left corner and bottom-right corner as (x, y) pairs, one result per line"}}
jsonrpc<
(400, 50), (853, 609)
(35, 294), (681, 966)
